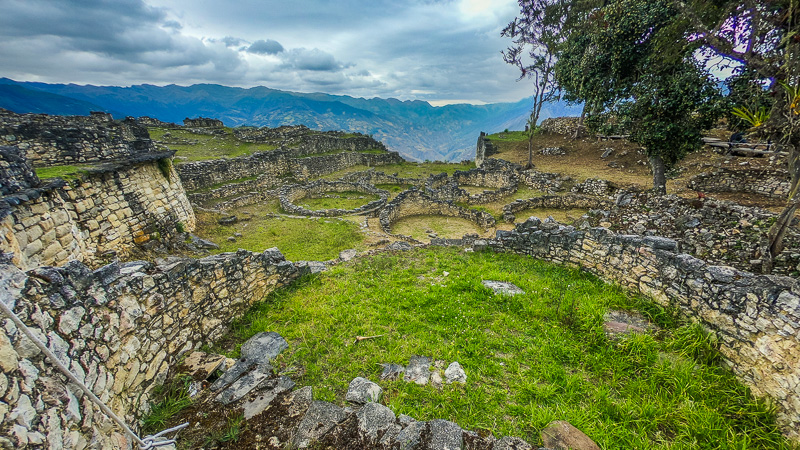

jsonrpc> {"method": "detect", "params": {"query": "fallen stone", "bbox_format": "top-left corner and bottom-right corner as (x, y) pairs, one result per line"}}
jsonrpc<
(215, 364), (273, 405)
(540, 420), (601, 450)
(494, 436), (532, 450)
(404, 356), (432, 386)
(286, 386), (314, 418)
(601, 148), (613, 158)
(292, 401), (348, 449)
(218, 215), (238, 225)
(346, 377), (382, 404)
(444, 362), (466, 384)
(380, 363), (405, 380)
(602, 310), (655, 338)
(241, 376), (295, 419)
(355, 402), (396, 441)
(210, 332), (287, 391)
(179, 351), (226, 381)
(431, 371), (443, 389)
(426, 419), (463, 450)
(482, 280), (524, 296)
(339, 249), (358, 261)
(296, 260), (328, 274)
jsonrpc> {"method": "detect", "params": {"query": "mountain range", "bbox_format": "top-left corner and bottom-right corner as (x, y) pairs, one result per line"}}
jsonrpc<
(0, 78), (580, 162)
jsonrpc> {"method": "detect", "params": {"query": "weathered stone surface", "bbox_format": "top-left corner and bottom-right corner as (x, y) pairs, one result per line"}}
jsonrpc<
(286, 386), (314, 418)
(405, 356), (432, 386)
(292, 401), (347, 449)
(482, 280), (524, 296)
(241, 376), (295, 419)
(426, 419), (463, 450)
(215, 364), (274, 405)
(346, 377), (382, 404)
(211, 332), (287, 392)
(380, 363), (405, 380)
(387, 241), (414, 251)
(444, 362), (467, 384)
(355, 401), (396, 441)
(602, 310), (655, 337)
(394, 420), (427, 450)
(179, 351), (226, 381)
(540, 421), (601, 450)
(493, 436), (532, 450)
(339, 249), (358, 261)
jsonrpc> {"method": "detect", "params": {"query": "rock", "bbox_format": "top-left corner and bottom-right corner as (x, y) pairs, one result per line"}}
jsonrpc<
(426, 419), (463, 450)
(242, 376), (295, 419)
(482, 280), (524, 296)
(394, 420), (426, 450)
(296, 260), (328, 274)
(189, 234), (219, 249)
(387, 241), (413, 251)
(227, 236), (236, 242)
(494, 436), (532, 449)
(292, 401), (347, 448)
(540, 420), (600, 450)
(214, 364), (273, 405)
(600, 148), (614, 158)
(355, 402), (396, 441)
(218, 215), (238, 225)
(603, 310), (655, 337)
(234, 232), (243, 238)
(430, 371), (443, 388)
(339, 249), (358, 261)
(346, 377), (382, 404)
(179, 351), (226, 381)
(380, 363), (405, 380)
(286, 386), (314, 418)
(210, 332), (287, 391)
(542, 147), (566, 156)
(404, 356), (431, 385)
(444, 362), (466, 384)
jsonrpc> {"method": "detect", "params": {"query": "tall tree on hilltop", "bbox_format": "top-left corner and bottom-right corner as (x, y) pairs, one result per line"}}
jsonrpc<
(502, 0), (571, 169)
(678, 0), (800, 272)
(551, 0), (722, 194)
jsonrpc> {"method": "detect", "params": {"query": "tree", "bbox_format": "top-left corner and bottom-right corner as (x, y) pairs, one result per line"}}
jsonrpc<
(552, 0), (722, 194)
(678, 0), (800, 271)
(502, 0), (568, 169)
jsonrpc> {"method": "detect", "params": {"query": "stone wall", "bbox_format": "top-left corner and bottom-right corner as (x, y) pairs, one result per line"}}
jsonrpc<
(279, 181), (388, 217)
(688, 167), (790, 199)
(339, 169), (423, 188)
(177, 149), (404, 192)
(0, 110), (158, 167)
(186, 174), (284, 205)
(1, 153), (195, 271)
(379, 189), (496, 238)
(183, 117), (223, 128)
(503, 194), (612, 223)
(475, 132), (498, 168)
(519, 169), (566, 193)
(0, 248), (303, 448)
(539, 117), (580, 135)
(486, 219), (800, 438)
(0, 146), (39, 196)
(570, 178), (617, 197)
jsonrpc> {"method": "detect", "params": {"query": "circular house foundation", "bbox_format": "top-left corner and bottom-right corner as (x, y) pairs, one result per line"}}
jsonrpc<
(279, 180), (389, 217)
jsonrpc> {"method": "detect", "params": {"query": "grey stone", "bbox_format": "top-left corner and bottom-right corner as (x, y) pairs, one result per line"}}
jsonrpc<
(58, 307), (85, 335)
(540, 420), (600, 450)
(380, 363), (405, 380)
(190, 235), (219, 249)
(404, 356), (431, 385)
(427, 419), (463, 450)
(339, 249), (358, 261)
(218, 215), (238, 225)
(600, 148), (613, 158)
(444, 362), (466, 384)
(287, 386), (314, 418)
(211, 331), (287, 391)
(398, 414), (416, 427)
(292, 401), (347, 449)
(387, 241), (413, 251)
(215, 364), (273, 405)
(355, 401), (396, 441)
(394, 420), (426, 450)
(482, 280), (524, 296)
(346, 377), (382, 404)
(241, 376), (295, 419)
(494, 436), (532, 449)
(296, 260), (328, 274)
(431, 371), (443, 388)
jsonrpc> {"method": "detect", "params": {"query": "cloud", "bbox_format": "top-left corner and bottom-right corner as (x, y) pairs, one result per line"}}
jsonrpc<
(247, 39), (285, 55)
(282, 48), (346, 72)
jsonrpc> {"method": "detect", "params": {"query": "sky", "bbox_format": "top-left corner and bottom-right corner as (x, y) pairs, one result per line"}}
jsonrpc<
(0, 0), (533, 105)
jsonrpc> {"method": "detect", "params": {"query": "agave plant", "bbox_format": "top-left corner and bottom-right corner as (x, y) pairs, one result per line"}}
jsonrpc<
(779, 80), (800, 116)
(730, 105), (771, 128)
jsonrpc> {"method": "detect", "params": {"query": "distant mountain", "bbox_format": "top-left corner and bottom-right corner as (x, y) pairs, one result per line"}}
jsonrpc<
(0, 78), (580, 162)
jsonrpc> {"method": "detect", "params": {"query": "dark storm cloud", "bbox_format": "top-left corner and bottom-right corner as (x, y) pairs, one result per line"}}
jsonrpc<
(247, 40), (285, 55)
(282, 48), (347, 72)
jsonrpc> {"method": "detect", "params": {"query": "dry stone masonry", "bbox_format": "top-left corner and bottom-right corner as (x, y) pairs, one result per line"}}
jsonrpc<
(688, 167), (790, 199)
(279, 181), (389, 217)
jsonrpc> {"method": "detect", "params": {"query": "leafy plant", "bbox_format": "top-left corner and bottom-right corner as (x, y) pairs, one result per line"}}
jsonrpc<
(731, 106), (770, 128)
(141, 375), (193, 433)
(157, 157), (173, 181)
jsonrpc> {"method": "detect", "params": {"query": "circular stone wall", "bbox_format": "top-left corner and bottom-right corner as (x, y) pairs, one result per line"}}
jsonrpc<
(279, 180), (388, 216)
(503, 194), (612, 223)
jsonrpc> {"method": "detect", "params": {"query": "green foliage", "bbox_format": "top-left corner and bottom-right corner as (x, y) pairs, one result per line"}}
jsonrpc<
(218, 248), (789, 448)
(175, 221), (186, 234)
(149, 127), (278, 162)
(156, 158), (173, 181)
(298, 191), (381, 211)
(724, 68), (774, 132)
(141, 375), (193, 433)
(731, 106), (771, 129)
(34, 165), (89, 181)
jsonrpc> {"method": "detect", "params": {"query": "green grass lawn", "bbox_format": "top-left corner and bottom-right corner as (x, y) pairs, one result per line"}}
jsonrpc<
(194, 209), (365, 261)
(34, 164), (92, 180)
(298, 191), (381, 211)
(318, 161), (475, 181)
(149, 127), (278, 161)
(219, 248), (789, 449)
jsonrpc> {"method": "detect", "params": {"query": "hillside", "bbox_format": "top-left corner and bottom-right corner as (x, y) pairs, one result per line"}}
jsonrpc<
(0, 78), (580, 162)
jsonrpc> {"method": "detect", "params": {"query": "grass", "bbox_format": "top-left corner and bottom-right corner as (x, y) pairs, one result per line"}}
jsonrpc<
(297, 191), (381, 211)
(194, 209), (366, 261)
(376, 183), (413, 200)
(149, 127), (278, 161)
(34, 165), (91, 180)
(317, 161), (475, 181)
(219, 248), (790, 449)
(298, 148), (387, 158)
(190, 175), (260, 193)
(142, 374), (194, 434)
(391, 215), (488, 240)
(488, 130), (530, 142)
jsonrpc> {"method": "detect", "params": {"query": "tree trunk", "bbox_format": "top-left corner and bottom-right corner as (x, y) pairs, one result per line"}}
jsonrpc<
(649, 155), (667, 195)
(525, 131), (535, 170)
(766, 143), (800, 271)
(573, 103), (588, 139)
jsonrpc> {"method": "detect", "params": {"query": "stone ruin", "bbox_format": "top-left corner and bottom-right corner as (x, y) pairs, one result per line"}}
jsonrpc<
(183, 117), (223, 128)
